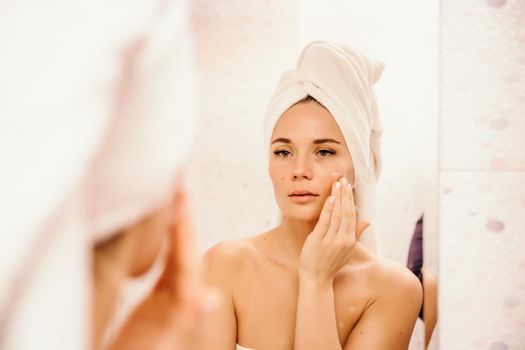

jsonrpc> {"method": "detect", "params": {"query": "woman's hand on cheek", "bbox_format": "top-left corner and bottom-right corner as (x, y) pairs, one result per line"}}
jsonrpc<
(108, 186), (217, 350)
(298, 178), (369, 286)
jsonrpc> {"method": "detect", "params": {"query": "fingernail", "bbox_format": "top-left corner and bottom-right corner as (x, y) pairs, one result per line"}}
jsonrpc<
(335, 182), (341, 190)
(329, 196), (335, 204)
(341, 177), (348, 185)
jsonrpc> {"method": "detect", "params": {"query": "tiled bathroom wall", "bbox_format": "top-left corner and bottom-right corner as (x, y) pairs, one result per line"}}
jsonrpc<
(439, 0), (525, 348)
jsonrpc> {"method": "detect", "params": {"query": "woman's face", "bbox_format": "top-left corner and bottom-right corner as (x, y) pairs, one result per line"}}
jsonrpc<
(269, 100), (355, 222)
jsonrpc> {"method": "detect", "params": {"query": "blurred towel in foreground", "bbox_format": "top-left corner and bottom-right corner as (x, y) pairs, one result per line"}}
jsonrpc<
(0, 0), (197, 349)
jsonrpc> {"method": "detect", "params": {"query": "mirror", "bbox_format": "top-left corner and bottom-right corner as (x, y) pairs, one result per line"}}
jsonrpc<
(189, 1), (438, 348)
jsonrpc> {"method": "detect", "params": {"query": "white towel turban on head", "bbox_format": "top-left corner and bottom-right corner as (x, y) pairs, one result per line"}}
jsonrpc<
(263, 41), (384, 253)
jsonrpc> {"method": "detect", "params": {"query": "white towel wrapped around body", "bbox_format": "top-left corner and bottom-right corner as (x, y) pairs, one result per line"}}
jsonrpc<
(263, 41), (384, 253)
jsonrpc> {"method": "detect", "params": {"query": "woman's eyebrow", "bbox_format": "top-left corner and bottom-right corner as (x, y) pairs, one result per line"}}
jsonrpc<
(313, 138), (341, 145)
(271, 137), (291, 144)
(271, 138), (341, 145)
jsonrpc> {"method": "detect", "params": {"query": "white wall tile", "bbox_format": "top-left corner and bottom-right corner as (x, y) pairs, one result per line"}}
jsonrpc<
(439, 171), (525, 349)
(440, 0), (525, 172)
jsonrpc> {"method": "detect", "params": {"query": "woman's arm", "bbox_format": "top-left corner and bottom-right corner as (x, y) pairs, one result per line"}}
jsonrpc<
(295, 276), (342, 349)
(198, 242), (239, 350)
(422, 266), (438, 347)
(294, 178), (369, 350)
(343, 266), (423, 350)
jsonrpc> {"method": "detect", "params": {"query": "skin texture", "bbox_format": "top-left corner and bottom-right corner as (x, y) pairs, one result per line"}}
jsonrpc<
(422, 266), (438, 348)
(200, 100), (423, 350)
(92, 182), (213, 350)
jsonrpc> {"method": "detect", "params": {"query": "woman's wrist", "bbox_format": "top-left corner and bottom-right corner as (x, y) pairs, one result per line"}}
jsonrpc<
(298, 270), (333, 290)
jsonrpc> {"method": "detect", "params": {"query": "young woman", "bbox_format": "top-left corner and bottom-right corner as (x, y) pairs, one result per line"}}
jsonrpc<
(201, 41), (423, 350)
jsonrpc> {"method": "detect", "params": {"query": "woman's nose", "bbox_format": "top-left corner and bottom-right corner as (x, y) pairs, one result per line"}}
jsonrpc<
(291, 156), (313, 180)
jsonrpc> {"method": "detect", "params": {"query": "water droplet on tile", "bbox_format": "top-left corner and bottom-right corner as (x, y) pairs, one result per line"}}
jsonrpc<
(489, 341), (508, 350)
(491, 158), (509, 170)
(519, 259), (525, 269)
(487, 0), (506, 8)
(486, 220), (505, 232)
(503, 295), (520, 308)
(472, 338), (486, 347)
(489, 118), (509, 130)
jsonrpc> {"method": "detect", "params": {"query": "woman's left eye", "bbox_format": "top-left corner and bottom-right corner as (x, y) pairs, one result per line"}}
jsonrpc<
(318, 149), (336, 157)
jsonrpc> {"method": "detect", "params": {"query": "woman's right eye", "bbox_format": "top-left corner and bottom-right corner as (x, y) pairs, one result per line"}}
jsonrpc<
(273, 150), (291, 158)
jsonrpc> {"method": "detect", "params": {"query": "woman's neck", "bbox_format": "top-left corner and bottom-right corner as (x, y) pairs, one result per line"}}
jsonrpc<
(270, 217), (317, 267)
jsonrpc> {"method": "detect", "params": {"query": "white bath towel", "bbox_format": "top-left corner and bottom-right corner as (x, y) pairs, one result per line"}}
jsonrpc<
(236, 344), (256, 350)
(0, 1), (196, 349)
(263, 41), (384, 253)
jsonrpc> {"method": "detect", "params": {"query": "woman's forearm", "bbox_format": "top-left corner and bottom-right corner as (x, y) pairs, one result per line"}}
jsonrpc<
(294, 275), (342, 350)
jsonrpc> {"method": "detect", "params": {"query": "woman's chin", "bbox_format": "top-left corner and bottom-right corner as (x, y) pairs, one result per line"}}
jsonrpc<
(282, 206), (321, 223)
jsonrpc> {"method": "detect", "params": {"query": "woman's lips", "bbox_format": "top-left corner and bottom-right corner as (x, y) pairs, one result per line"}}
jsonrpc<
(288, 194), (319, 203)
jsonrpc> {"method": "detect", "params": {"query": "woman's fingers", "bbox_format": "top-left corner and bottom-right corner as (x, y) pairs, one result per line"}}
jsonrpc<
(325, 179), (343, 239)
(355, 221), (370, 241)
(337, 178), (353, 240)
(312, 193), (335, 240)
(155, 182), (197, 299)
(345, 183), (365, 242)
(347, 180), (356, 219)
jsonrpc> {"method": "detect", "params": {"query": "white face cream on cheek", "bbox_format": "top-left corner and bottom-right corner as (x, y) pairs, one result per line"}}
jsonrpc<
(328, 169), (356, 189)
(329, 169), (347, 182)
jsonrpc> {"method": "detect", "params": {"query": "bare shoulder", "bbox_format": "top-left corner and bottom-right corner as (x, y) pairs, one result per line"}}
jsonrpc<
(202, 238), (255, 270)
(363, 249), (423, 310)
(348, 245), (422, 306)
(379, 257), (420, 287)
(342, 246), (423, 349)
(201, 236), (262, 285)
(203, 238), (253, 260)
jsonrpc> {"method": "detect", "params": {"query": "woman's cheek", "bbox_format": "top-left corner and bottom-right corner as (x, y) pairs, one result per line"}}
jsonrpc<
(329, 169), (347, 181)
(317, 165), (348, 182)
(324, 161), (354, 184)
